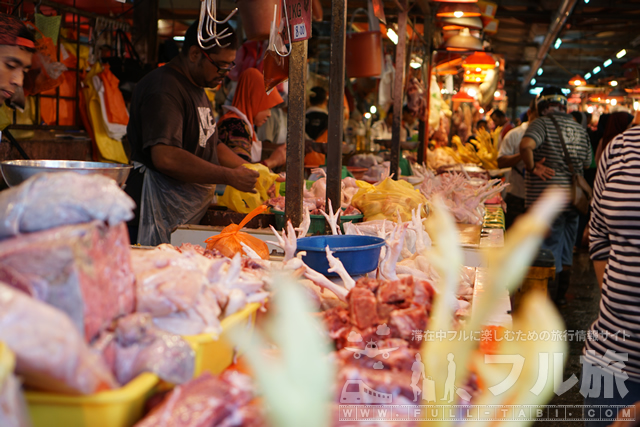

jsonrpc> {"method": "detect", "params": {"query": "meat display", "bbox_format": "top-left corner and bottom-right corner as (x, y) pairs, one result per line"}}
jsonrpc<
(0, 283), (117, 394)
(134, 371), (262, 427)
(0, 344), (29, 427)
(0, 172), (134, 239)
(0, 221), (135, 341)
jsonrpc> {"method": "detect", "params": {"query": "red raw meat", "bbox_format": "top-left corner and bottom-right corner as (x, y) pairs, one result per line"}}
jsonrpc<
(347, 287), (379, 329)
(389, 306), (428, 345)
(0, 221), (135, 341)
(377, 276), (415, 306)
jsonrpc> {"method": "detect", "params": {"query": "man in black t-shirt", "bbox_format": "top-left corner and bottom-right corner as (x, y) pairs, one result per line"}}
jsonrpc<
(126, 21), (259, 245)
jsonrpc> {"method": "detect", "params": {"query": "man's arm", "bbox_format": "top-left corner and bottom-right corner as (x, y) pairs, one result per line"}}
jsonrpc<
(217, 143), (250, 169)
(497, 153), (521, 168)
(151, 144), (257, 192)
(520, 136), (555, 180)
(593, 260), (606, 289)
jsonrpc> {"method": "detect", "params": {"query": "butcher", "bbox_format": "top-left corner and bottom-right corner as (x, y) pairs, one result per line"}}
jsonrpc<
(125, 21), (259, 246)
(0, 14), (35, 106)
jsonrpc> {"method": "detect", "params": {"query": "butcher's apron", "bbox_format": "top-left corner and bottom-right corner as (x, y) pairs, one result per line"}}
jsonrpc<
(135, 162), (215, 246)
(222, 105), (262, 162)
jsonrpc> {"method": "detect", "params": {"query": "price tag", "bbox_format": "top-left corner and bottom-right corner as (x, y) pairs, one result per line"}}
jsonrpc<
(282, 0), (312, 43)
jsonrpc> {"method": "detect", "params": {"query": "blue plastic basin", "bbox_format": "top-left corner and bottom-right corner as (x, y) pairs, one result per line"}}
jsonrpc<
(296, 235), (386, 276)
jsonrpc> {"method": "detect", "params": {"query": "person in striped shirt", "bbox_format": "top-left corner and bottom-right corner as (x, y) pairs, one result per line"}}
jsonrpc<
(520, 87), (592, 306)
(583, 125), (640, 425)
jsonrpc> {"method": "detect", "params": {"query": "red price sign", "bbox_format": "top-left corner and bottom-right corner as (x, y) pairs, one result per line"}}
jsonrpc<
(282, 0), (312, 43)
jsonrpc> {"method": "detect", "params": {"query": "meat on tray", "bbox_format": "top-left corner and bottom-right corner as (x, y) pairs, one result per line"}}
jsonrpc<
(0, 221), (135, 342)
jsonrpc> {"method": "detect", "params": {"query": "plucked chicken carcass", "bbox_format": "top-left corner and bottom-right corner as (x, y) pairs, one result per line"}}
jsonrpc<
(0, 221), (135, 342)
(0, 283), (117, 394)
(0, 172), (134, 239)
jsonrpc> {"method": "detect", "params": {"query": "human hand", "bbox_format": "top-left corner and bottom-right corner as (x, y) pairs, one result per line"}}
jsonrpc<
(228, 167), (259, 193)
(265, 144), (287, 169)
(531, 157), (555, 181)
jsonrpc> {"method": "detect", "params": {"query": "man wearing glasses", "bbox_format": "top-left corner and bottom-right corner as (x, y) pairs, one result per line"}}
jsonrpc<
(126, 21), (259, 246)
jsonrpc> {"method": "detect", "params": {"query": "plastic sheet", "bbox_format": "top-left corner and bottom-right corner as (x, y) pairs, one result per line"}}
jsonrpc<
(0, 172), (134, 240)
(205, 205), (270, 259)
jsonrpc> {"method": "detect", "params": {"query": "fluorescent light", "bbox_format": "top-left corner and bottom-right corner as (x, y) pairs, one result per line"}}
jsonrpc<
(617, 49), (626, 59)
(454, 11), (464, 18)
(593, 66), (601, 74)
(611, 99), (617, 106)
(584, 0), (589, 3)
(554, 38), (562, 49)
(634, 101), (640, 111)
(610, 80), (618, 87)
(529, 87), (543, 95)
(467, 88), (477, 97)
(604, 59), (613, 67)
(537, 68), (543, 76)
(173, 36), (185, 41)
(479, 108), (484, 113)
(561, 88), (571, 96)
(587, 106), (594, 113)
(370, 106), (377, 114)
(387, 28), (398, 45)
(364, 112), (372, 119)
(585, 72), (592, 79)
(531, 78), (537, 85)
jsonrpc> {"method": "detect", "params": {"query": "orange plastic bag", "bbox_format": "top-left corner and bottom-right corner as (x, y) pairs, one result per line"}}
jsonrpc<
(99, 64), (129, 126)
(205, 205), (270, 260)
(23, 23), (66, 96)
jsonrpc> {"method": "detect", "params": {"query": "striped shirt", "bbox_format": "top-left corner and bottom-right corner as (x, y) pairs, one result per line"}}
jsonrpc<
(523, 113), (592, 207)
(586, 125), (640, 382)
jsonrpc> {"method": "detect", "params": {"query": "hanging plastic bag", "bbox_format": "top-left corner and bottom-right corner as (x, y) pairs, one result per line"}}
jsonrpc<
(218, 163), (279, 213)
(99, 64), (129, 126)
(263, 2), (290, 93)
(205, 205), (270, 259)
(23, 23), (66, 96)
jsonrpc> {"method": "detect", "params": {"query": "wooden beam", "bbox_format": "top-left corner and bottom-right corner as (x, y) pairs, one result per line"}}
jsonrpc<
(390, 0), (407, 180)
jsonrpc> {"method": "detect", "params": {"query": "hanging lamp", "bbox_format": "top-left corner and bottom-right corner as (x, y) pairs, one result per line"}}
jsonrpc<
(569, 75), (586, 86)
(436, 3), (482, 18)
(452, 90), (475, 102)
(607, 87), (627, 100)
(462, 52), (495, 70)
(443, 28), (483, 51)
(439, 16), (484, 31)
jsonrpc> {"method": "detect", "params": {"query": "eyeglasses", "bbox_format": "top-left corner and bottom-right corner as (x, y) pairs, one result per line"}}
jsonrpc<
(200, 49), (236, 75)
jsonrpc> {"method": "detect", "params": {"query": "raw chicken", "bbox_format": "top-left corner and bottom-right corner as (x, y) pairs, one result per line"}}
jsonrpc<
(0, 345), (29, 427)
(0, 283), (117, 394)
(0, 221), (135, 342)
(0, 172), (135, 239)
(134, 371), (257, 427)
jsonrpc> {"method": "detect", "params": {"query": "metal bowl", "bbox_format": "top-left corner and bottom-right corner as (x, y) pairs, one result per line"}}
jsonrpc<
(0, 160), (132, 187)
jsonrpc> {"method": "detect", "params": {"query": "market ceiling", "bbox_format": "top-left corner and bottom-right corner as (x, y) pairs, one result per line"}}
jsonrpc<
(42, 0), (640, 96)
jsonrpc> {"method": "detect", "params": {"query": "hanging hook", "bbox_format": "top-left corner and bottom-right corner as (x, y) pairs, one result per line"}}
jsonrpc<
(197, 0), (238, 49)
(273, 0), (292, 57)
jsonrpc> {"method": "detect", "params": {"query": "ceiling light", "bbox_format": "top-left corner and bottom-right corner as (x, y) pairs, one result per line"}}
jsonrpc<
(173, 36), (185, 41)
(479, 108), (484, 113)
(610, 80), (618, 87)
(462, 52), (496, 70)
(467, 88), (477, 97)
(494, 90), (500, 97)
(617, 49), (626, 58)
(604, 59), (613, 67)
(436, 3), (482, 18)
(554, 38), (562, 49)
(410, 59), (422, 69)
(585, 72), (592, 80)
(606, 99), (610, 103)
(452, 90), (475, 102)
(593, 66), (601, 74)
(476, 77), (481, 82)
(569, 75), (586, 86)
(584, 0), (589, 3)
(531, 78), (537, 85)
(561, 88), (571, 96)
(529, 87), (543, 95)
(537, 68), (543, 76)
(495, 61), (499, 66)
(634, 101), (640, 111)
(387, 28), (399, 45)
(476, 67), (481, 72)
(370, 106), (377, 114)
(587, 106), (594, 113)
(443, 28), (483, 51)
(611, 99), (617, 106)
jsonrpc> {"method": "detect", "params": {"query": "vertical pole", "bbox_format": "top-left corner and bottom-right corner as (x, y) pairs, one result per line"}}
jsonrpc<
(285, 40), (308, 228)
(390, 0), (408, 180)
(133, 0), (159, 64)
(418, 7), (433, 165)
(325, 0), (347, 218)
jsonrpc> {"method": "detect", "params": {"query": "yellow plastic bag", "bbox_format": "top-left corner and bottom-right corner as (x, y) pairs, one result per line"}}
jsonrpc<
(218, 163), (279, 214)
(351, 177), (428, 222)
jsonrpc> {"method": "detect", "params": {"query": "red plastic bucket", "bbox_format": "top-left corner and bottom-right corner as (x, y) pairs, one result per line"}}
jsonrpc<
(346, 31), (383, 78)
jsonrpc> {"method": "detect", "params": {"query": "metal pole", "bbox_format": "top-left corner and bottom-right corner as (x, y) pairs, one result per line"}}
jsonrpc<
(285, 40), (308, 228)
(325, 0), (347, 219)
(417, 6), (433, 165)
(390, 0), (408, 180)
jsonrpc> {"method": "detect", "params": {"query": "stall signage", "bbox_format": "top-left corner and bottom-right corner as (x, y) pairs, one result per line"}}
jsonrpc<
(282, 0), (312, 43)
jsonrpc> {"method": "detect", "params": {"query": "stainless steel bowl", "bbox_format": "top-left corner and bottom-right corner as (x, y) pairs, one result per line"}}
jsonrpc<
(0, 160), (133, 187)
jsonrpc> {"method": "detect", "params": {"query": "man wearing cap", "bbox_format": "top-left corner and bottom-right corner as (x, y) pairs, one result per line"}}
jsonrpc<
(520, 86), (592, 306)
(0, 13), (35, 106)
